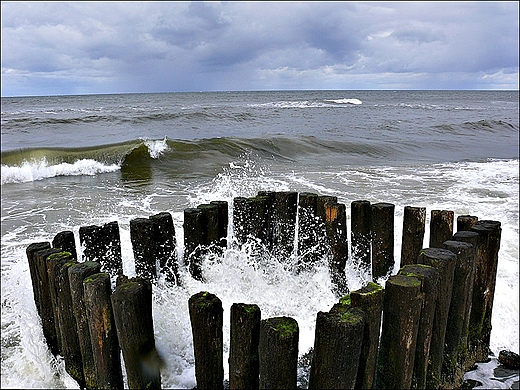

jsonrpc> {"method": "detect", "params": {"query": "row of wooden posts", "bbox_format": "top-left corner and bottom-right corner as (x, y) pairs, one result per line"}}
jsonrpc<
(25, 190), (501, 389)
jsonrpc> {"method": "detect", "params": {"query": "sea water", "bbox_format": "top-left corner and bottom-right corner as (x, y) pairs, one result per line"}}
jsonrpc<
(1, 90), (518, 388)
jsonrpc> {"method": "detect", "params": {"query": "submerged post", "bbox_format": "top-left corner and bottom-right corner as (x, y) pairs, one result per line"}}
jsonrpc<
(79, 221), (122, 278)
(130, 217), (157, 281)
(400, 206), (426, 267)
(259, 317), (299, 390)
(188, 291), (224, 390)
(184, 208), (205, 280)
(150, 211), (179, 283)
(273, 191), (298, 260)
(229, 303), (261, 390)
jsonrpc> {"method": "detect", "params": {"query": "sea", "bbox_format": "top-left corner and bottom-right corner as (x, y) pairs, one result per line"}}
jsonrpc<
(1, 90), (519, 389)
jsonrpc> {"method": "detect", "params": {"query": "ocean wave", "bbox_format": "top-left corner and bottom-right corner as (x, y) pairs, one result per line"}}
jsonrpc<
(248, 98), (362, 109)
(324, 98), (362, 105)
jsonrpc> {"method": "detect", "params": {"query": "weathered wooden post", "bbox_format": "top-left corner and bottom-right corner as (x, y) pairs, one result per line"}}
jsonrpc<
(69, 261), (102, 389)
(198, 203), (220, 247)
(316, 195), (338, 222)
(247, 195), (271, 246)
(349, 282), (384, 390)
(417, 248), (457, 389)
(377, 274), (424, 390)
(259, 317), (299, 390)
(351, 200), (372, 272)
(33, 247), (62, 355)
(55, 259), (84, 388)
(130, 217), (157, 281)
(84, 272), (123, 389)
(26, 241), (51, 317)
(111, 276), (161, 390)
(210, 200), (229, 248)
(188, 291), (224, 390)
(150, 211), (179, 283)
(184, 208), (205, 280)
(469, 220), (502, 363)
(400, 206), (426, 267)
(52, 231), (77, 260)
(102, 221), (123, 277)
(257, 191), (276, 251)
(79, 221), (123, 278)
(429, 210), (454, 248)
(273, 191), (298, 260)
(398, 264), (440, 389)
(371, 202), (395, 281)
(229, 303), (261, 390)
(457, 215), (478, 232)
(441, 240), (477, 388)
(46, 251), (72, 354)
(324, 201), (349, 296)
(309, 305), (365, 389)
(297, 192), (319, 269)
(452, 230), (480, 369)
(233, 197), (249, 248)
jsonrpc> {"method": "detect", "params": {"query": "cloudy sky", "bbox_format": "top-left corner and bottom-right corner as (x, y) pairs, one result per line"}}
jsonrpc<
(1, 1), (518, 96)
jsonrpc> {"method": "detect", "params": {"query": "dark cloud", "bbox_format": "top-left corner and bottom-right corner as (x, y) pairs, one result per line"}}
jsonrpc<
(1, 1), (518, 96)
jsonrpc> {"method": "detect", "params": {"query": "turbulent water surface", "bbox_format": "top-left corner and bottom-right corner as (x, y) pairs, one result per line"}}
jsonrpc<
(1, 90), (518, 388)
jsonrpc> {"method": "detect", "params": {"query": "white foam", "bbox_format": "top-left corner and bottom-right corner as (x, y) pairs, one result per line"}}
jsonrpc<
(1, 158), (121, 184)
(144, 137), (169, 159)
(325, 98), (362, 105)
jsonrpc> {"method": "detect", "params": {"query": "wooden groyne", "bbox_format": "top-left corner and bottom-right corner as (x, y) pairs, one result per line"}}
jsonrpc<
(25, 190), (505, 389)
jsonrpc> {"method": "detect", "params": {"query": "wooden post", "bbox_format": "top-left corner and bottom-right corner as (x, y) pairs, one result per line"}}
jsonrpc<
(130, 217), (157, 281)
(257, 191), (276, 252)
(211, 200), (229, 248)
(102, 221), (123, 277)
(55, 259), (84, 388)
(349, 282), (384, 390)
(469, 220), (502, 363)
(26, 241), (51, 317)
(52, 231), (77, 260)
(315, 195), (338, 263)
(198, 203), (220, 247)
(233, 197), (249, 248)
(273, 191), (298, 260)
(188, 291), (224, 390)
(452, 229), (479, 371)
(398, 264), (440, 389)
(324, 202), (349, 297)
(297, 192), (319, 269)
(247, 195), (271, 245)
(377, 274), (423, 390)
(309, 305), (365, 389)
(184, 208), (205, 280)
(33, 247), (62, 356)
(259, 317), (299, 390)
(457, 215), (478, 232)
(150, 211), (179, 284)
(371, 202), (395, 281)
(417, 248), (457, 389)
(68, 261), (102, 389)
(79, 222), (122, 278)
(429, 210), (454, 248)
(229, 303), (261, 390)
(84, 272), (123, 389)
(46, 251), (73, 355)
(111, 276), (161, 390)
(442, 240), (477, 388)
(351, 200), (372, 272)
(400, 206), (426, 267)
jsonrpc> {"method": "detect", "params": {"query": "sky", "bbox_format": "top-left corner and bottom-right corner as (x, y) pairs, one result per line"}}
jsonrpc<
(1, 1), (519, 96)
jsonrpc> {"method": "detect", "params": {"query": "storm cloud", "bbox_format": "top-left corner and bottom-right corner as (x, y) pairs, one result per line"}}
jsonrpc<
(1, 1), (518, 96)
